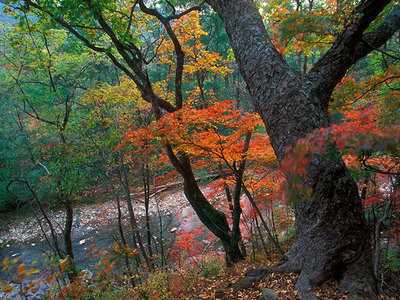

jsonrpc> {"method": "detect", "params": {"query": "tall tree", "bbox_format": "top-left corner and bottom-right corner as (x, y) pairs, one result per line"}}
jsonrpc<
(205, 0), (400, 298)
(16, 0), (247, 265)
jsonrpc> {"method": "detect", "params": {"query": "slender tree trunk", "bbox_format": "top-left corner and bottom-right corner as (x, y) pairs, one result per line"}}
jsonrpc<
(196, 72), (206, 106)
(118, 155), (151, 269)
(254, 215), (269, 256)
(241, 184), (283, 256)
(142, 164), (154, 267)
(63, 198), (76, 281)
(175, 155), (243, 266)
(27, 182), (63, 257)
(64, 200), (74, 260)
(221, 239), (244, 267)
(154, 178), (166, 267)
(223, 183), (246, 265)
(116, 195), (136, 286)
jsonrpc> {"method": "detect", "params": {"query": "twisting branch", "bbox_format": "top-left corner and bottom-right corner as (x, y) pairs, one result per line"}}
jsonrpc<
(165, 0), (176, 15)
(307, 2), (400, 109)
(11, 73), (58, 126)
(24, 0), (107, 53)
(343, 74), (400, 106)
(86, 0), (144, 75)
(351, 5), (400, 63)
(137, 0), (204, 108)
(125, 0), (139, 35)
(166, 1), (206, 22)
(137, 0), (186, 108)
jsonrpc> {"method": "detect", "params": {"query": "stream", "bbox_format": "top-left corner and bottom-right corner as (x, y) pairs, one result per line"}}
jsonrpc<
(0, 187), (210, 299)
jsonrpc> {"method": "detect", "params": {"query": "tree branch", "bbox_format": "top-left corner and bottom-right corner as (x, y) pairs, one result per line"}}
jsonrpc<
(24, 0), (107, 53)
(353, 5), (400, 62)
(24, 0), (176, 113)
(138, 0), (185, 108)
(166, 1), (205, 22)
(307, 2), (399, 109)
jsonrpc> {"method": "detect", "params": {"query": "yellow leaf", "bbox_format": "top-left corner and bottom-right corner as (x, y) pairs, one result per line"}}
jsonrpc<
(26, 268), (40, 276)
(113, 242), (121, 254)
(1, 283), (13, 293)
(2, 257), (9, 271)
(59, 257), (70, 273)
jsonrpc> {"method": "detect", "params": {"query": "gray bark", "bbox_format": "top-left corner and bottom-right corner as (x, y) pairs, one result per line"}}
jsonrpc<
(206, 0), (400, 298)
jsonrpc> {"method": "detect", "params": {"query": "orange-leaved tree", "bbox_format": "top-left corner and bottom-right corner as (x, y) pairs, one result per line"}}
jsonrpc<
(122, 100), (282, 265)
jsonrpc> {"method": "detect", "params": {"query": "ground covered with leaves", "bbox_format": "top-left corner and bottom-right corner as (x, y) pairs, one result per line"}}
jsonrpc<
(190, 262), (347, 300)
(124, 256), (399, 300)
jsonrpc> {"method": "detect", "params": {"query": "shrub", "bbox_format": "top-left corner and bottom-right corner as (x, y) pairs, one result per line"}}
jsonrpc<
(384, 248), (400, 272)
(136, 270), (172, 300)
(199, 256), (223, 278)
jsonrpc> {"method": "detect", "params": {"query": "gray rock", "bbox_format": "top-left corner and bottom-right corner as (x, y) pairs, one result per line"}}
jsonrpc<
(233, 276), (258, 289)
(233, 268), (270, 289)
(259, 288), (277, 300)
(245, 268), (269, 278)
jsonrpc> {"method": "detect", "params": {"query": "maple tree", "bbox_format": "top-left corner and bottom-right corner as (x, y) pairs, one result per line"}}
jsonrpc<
(121, 99), (277, 265)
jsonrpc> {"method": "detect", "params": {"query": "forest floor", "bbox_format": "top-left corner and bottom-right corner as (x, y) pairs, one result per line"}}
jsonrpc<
(193, 264), (341, 300)
(188, 259), (399, 300)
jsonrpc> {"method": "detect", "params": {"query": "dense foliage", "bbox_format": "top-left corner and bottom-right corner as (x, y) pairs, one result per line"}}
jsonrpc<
(0, 0), (399, 299)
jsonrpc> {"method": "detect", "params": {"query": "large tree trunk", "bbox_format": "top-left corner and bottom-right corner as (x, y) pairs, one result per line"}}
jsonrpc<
(277, 154), (376, 299)
(206, 0), (379, 298)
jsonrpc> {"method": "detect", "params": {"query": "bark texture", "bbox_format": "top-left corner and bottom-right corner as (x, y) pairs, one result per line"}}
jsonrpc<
(177, 156), (245, 266)
(206, 0), (400, 298)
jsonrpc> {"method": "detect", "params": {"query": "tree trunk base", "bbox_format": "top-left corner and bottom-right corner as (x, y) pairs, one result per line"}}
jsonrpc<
(272, 251), (377, 300)
(222, 240), (245, 267)
(272, 157), (377, 299)
(224, 248), (245, 267)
